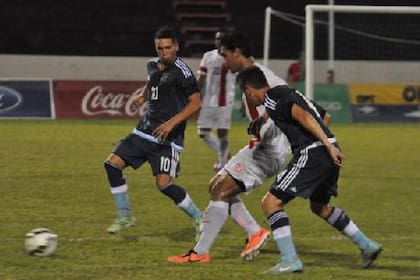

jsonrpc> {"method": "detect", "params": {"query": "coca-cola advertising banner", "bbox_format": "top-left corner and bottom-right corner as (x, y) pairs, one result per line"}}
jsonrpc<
(53, 80), (146, 119)
(0, 79), (53, 118)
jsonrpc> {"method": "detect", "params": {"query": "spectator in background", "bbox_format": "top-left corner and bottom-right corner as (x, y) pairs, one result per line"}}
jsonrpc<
(326, 69), (335, 84)
(287, 51), (305, 84)
(196, 30), (236, 173)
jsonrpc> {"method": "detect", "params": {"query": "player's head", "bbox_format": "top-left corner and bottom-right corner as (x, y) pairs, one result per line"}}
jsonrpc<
(154, 26), (179, 64)
(214, 28), (227, 49)
(218, 32), (252, 73)
(236, 66), (269, 105)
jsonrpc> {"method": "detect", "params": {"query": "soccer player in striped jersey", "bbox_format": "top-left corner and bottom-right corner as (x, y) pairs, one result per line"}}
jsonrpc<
(197, 30), (236, 173)
(236, 66), (382, 274)
(104, 26), (203, 241)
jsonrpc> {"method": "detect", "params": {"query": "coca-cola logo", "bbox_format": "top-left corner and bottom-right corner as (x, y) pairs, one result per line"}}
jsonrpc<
(81, 85), (144, 116)
(0, 86), (23, 113)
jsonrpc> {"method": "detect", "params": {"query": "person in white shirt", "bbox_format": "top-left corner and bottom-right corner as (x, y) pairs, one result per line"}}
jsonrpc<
(197, 30), (236, 172)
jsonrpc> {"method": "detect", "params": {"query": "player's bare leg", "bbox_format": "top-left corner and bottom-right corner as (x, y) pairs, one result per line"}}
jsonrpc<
(216, 129), (230, 172)
(199, 128), (221, 172)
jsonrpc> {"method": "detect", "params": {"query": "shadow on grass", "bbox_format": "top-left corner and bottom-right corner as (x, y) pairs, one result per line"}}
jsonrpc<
(373, 254), (420, 278)
(153, 227), (196, 242)
(267, 246), (420, 278)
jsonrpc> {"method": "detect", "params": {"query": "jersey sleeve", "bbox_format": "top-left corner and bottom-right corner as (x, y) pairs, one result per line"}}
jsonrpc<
(277, 96), (294, 122)
(146, 59), (159, 82)
(197, 51), (210, 76)
(265, 89), (294, 122)
(311, 100), (327, 119)
(181, 71), (200, 98)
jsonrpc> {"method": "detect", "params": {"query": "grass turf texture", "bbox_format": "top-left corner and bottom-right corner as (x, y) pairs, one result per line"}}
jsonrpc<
(0, 120), (419, 280)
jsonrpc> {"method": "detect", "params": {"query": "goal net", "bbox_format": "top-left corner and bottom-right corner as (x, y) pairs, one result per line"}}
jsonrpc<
(264, 5), (420, 100)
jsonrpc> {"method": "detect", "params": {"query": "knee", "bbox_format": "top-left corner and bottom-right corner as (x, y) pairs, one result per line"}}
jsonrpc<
(208, 174), (221, 194)
(104, 160), (125, 187)
(310, 201), (331, 218)
(155, 175), (172, 190)
(105, 154), (126, 169)
(209, 179), (226, 201)
(261, 192), (283, 216)
(209, 175), (235, 202)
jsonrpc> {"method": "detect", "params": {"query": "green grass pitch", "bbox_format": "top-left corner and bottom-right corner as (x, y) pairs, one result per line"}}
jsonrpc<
(0, 120), (419, 280)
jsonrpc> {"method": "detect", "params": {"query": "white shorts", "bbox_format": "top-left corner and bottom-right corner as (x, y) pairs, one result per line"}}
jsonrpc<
(223, 133), (290, 193)
(197, 106), (233, 130)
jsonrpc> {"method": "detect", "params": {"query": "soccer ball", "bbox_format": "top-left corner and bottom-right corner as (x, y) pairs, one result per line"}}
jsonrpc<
(25, 228), (58, 257)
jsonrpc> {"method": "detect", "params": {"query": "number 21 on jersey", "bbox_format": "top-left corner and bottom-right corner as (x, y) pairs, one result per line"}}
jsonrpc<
(151, 86), (159, 100)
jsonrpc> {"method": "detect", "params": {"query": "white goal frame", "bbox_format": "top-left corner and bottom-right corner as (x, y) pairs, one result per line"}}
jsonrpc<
(305, 5), (420, 100)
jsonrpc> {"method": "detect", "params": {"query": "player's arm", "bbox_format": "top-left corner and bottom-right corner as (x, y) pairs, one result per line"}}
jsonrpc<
(322, 112), (331, 127)
(171, 91), (201, 125)
(247, 112), (269, 137)
(290, 103), (343, 166)
(311, 100), (331, 127)
(153, 92), (201, 141)
(197, 54), (207, 97)
(130, 82), (149, 110)
(197, 75), (206, 93)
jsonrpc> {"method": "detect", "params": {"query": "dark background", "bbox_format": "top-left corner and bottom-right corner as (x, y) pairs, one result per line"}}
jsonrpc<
(1, 0), (420, 59)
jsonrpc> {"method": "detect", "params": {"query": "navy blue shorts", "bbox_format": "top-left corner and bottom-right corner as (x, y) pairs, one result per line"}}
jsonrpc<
(113, 134), (180, 177)
(269, 144), (339, 205)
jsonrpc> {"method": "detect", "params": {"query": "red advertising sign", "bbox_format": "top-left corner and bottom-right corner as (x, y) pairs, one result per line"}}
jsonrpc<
(53, 81), (146, 119)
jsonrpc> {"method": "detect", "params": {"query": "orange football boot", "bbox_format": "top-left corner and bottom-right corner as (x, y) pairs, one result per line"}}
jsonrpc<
(168, 250), (210, 264)
(240, 227), (271, 260)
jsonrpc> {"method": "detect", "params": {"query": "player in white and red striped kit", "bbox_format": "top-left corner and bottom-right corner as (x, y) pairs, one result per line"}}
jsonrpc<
(197, 30), (236, 172)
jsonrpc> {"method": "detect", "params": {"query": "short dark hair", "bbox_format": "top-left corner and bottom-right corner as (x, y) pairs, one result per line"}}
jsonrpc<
(215, 29), (226, 40)
(219, 31), (252, 57)
(236, 66), (268, 91)
(155, 26), (178, 42)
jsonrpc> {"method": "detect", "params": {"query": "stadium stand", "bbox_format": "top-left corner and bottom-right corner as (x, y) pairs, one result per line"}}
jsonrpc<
(173, 0), (233, 57)
(0, 0), (175, 56)
(1, 0), (419, 59)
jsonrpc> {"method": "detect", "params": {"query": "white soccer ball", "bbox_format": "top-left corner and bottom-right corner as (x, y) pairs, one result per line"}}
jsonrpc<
(25, 228), (58, 257)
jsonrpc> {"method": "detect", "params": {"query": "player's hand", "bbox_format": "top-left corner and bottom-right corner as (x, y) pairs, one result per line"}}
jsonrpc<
(130, 94), (146, 110)
(247, 116), (266, 137)
(327, 144), (345, 166)
(153, 120), (175, 143)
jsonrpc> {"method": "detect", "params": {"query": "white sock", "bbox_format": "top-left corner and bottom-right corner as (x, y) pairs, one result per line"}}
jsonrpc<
(194, 201), (229, 255)
(202, 133), (220, 153)
(218, 135), (229, 165)
(229, 196), (260, 236)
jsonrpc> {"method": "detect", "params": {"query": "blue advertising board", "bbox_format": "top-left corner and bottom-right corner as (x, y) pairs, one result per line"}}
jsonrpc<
(0, 80), (53, 118)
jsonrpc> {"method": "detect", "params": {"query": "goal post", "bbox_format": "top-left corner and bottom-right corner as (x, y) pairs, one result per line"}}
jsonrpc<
(305, 5), (420, 100)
